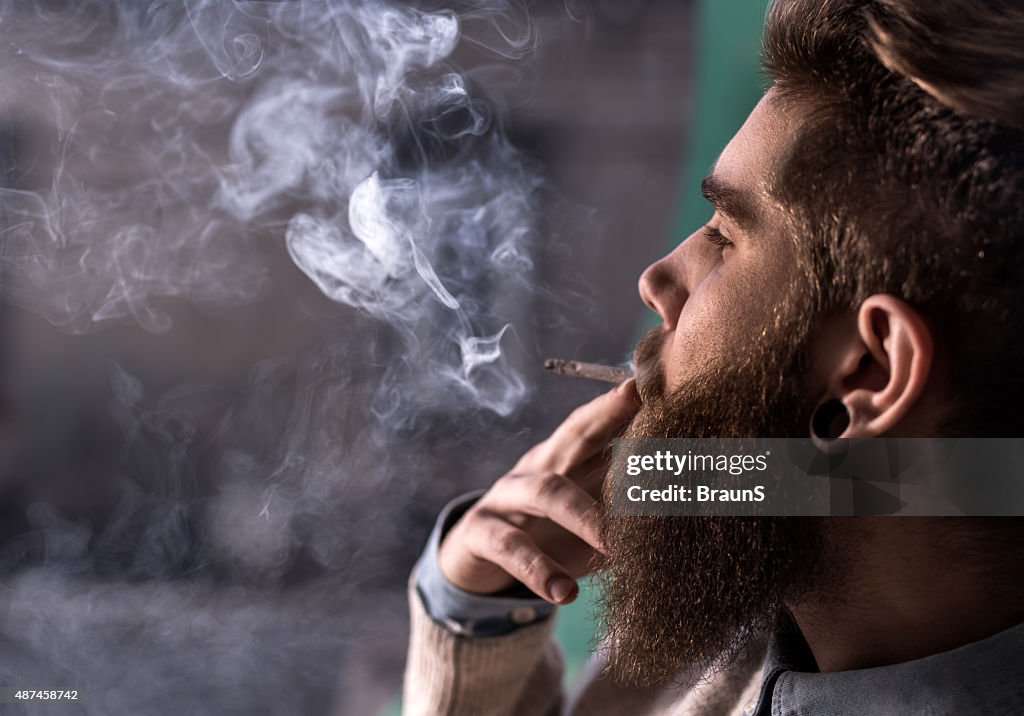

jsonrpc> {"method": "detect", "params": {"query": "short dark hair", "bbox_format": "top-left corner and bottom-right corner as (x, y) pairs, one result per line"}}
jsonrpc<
(763, 0), (1024, 435)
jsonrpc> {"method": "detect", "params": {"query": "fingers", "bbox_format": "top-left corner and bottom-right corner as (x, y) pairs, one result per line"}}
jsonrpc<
(437, 380), (641, 602)
(561, 378), (640, 443)
(464, 515), (579, 604)
(565, 452), (611, 497)
(439, 470), (606, 602)
(516, 378), (640, 475)
(486, 472), (604, 551)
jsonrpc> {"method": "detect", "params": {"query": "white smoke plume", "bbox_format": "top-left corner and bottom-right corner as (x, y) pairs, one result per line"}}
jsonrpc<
(1, 0), (541, 415)
(0, 1), (576, 714)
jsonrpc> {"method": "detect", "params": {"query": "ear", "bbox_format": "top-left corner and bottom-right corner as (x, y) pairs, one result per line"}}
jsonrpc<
(818, 295), (934, 438)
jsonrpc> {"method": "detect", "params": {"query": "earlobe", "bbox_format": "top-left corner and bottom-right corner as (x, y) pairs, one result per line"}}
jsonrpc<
(810, 398), (851, 442)
(839, 295), (934, 437)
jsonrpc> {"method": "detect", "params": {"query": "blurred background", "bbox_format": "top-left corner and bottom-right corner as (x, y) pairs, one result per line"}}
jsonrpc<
(0, 1), (763, 713)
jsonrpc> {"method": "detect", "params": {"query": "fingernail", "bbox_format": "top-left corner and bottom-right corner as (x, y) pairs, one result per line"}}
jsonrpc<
(548, 576), (578, 604)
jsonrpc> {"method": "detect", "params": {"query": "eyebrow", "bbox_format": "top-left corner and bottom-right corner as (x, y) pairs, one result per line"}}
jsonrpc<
(700, 174), (760, 232)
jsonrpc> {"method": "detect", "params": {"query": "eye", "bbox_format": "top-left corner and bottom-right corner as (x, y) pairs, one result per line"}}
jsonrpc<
(702, 225), (733, 250)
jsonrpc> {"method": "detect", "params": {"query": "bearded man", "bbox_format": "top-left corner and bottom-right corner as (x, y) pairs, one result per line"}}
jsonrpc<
(402, 0), (1024, 713)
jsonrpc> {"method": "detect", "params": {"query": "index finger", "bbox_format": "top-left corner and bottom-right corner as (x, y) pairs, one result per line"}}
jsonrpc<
(515, 378), (640, 476)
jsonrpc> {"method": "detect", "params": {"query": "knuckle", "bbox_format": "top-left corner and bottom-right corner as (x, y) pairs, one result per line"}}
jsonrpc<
(464, 503), (495, 528)
(563, 495), (590, 522)
(519, 551), (550, 581)
(492, 527), (524, 557)
(534, 472), (566, 500)
(564, 493), (599, 529)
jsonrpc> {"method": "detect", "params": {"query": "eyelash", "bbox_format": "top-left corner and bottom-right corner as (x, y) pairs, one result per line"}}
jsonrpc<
(702, 225), (733, 249)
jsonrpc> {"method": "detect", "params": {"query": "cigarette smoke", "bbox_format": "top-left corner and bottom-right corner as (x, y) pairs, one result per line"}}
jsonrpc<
(0, 1), (565, 714)
(1, 0), (543, 416)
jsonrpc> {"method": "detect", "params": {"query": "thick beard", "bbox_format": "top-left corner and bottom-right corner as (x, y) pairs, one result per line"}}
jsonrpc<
(598, 320), (834, 686)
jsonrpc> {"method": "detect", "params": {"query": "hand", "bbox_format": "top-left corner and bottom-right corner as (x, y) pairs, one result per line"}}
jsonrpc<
(438, 379), (640, 605)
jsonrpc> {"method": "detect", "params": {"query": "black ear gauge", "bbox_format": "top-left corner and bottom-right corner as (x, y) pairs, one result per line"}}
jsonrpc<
(810, 398), (850, 443)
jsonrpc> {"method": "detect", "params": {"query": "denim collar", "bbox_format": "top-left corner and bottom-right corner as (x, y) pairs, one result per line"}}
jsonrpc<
(751, 616), (1024, 716)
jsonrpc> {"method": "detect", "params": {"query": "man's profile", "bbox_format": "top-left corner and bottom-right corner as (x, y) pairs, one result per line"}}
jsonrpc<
(403, 0), (1024, 713)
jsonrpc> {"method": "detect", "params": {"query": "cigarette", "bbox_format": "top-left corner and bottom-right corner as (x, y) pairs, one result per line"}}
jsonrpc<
(544, 359), (633, 384)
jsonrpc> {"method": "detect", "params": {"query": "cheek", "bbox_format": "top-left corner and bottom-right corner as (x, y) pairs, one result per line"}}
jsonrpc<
(663, 263), (772, 388)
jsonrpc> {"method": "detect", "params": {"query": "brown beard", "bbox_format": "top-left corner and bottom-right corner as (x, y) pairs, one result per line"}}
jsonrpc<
(598, 321), (836, 686)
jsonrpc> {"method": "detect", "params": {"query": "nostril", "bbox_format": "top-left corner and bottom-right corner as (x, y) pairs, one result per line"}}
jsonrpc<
(638, 263), (663, 312)
(639, 260), (681, 326)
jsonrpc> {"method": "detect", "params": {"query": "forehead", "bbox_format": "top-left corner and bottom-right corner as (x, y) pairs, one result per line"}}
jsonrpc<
(712, 91), (794, 211)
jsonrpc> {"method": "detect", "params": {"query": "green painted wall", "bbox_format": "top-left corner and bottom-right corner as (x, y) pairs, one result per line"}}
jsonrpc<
(673, 0), (770, 243)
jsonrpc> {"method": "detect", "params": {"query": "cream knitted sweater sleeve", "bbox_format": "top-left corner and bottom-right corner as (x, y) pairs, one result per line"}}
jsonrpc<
(402, 574), (565, 716)
(401, 571), (768, 716)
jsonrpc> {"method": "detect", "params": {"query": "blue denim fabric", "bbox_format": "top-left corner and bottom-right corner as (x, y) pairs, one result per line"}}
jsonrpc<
(772, 622), (1024, 715)
(750, 614), (1024, 715)
(414, 491), (554, 637)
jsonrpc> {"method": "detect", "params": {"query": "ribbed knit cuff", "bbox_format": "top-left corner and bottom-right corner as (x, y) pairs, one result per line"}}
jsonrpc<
(403, 571), (561, 716)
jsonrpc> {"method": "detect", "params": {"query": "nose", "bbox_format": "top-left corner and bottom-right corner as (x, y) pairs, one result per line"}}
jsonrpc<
(638, 244), (690, 330)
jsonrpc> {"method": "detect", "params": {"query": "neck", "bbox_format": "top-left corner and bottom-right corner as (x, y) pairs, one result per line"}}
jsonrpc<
(789, 517), (1024, 672)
